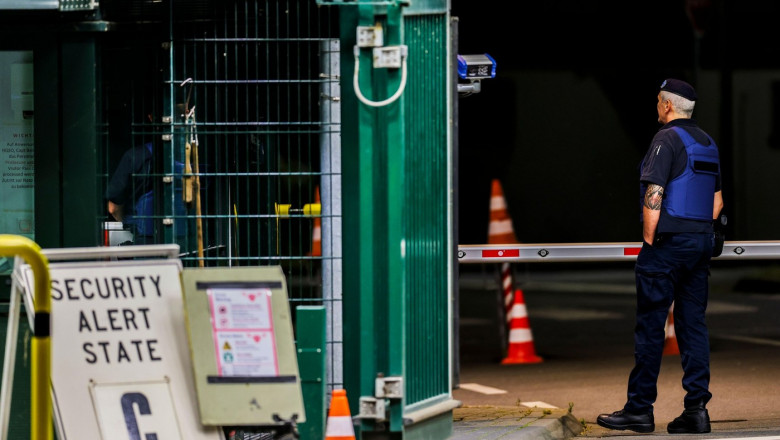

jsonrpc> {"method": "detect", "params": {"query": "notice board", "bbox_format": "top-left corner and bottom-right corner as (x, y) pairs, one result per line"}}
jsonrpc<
(181, 266), (305, 426)
(20, 258), (223, 440)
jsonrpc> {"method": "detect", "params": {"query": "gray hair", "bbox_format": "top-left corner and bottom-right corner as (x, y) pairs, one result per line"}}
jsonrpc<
(660, 91), (695, 117)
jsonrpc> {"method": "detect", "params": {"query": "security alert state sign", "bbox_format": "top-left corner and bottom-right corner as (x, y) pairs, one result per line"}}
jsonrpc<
(22, 259), (222, 440)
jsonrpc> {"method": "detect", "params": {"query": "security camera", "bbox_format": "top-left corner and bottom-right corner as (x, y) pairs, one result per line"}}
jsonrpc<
(457, 54), (496, 80)
(457, 53), (496, 96)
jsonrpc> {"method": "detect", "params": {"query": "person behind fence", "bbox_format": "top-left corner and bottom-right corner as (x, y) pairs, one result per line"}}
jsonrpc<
(106, 139), (189, 245)
(597, 78), (724, 434)
(106, 141), (156, 244)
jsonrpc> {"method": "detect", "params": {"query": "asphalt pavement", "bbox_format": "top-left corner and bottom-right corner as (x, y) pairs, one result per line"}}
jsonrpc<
(450, 261), (780, 440)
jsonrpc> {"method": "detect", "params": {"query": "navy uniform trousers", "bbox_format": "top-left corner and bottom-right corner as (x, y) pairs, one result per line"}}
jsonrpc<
(624, 232), (714, 414)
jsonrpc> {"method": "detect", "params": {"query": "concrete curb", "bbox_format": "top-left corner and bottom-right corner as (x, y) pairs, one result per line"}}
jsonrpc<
(451, 405), (583, 440)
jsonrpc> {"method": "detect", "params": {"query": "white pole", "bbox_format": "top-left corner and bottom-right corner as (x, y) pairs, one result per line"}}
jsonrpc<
(320, 39), (343, 393)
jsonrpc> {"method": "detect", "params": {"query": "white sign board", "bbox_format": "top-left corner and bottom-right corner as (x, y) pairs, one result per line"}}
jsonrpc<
(91, 381), (183, 439)
(21, 259), (222, 440)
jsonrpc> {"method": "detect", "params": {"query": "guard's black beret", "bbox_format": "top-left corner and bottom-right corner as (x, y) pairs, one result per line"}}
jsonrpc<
(659, 78), (697, 101)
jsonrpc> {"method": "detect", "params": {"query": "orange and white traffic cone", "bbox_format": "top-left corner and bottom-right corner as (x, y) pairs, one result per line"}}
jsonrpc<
(324, 389), (355, 440)
(488, 178), (518, 245)
(488, 179), (520, 322)
(501, 289), (543, 364)
(663, 304), (679, 355)
(308, 186), (322, 257)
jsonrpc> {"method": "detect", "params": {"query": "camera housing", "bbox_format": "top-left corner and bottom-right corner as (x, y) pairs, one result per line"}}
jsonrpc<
(457, 54), (496, 80)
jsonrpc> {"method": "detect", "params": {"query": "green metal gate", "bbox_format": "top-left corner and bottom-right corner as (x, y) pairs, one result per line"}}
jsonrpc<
(160, 0), (345, 400)
(98, 0), (341, 369)
(161, 0), (337, 275)
(336, 1), (457, 438)
(100, 0), (346, 423)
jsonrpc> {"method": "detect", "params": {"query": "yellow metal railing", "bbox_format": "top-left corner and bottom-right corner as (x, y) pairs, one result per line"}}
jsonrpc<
(0, 235), (51, 440)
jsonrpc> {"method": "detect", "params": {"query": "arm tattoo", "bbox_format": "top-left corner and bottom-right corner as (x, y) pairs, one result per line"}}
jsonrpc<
(644, 184), (664, 210)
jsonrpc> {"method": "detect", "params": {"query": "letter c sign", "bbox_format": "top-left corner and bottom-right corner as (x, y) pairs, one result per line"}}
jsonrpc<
(121, 392), (158, 440)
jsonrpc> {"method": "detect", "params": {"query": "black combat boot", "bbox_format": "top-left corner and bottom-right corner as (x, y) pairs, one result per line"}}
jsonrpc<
(597, 409), (655, 433)
(667, 403), (711, 434)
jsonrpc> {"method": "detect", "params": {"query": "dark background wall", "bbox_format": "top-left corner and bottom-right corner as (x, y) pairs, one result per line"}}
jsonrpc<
(452, 0), (780, 244)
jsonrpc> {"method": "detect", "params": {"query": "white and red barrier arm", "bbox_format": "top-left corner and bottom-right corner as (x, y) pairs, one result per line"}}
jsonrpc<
(457, 241), (780, 263)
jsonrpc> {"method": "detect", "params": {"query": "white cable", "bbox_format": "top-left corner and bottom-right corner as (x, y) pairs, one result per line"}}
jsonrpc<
(353, 46), (408, 108)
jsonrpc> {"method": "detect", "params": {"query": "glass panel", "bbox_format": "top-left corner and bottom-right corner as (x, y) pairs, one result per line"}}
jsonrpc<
(0, 50), (34, 274)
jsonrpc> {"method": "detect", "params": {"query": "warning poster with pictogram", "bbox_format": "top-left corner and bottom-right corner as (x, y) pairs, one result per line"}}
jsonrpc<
(207, 287), (279, 377)
(181, 267), (305, 426)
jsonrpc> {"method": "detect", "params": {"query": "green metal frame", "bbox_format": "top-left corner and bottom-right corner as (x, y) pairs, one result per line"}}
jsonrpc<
(34, 36), (101, 249)
(341, 0), (455, 437)
(296, 306), (327, 440)
(61, 39), (101, 247)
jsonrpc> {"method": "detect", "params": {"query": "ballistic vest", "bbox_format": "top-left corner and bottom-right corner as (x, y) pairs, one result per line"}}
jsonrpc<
(662, 126), (720, 221)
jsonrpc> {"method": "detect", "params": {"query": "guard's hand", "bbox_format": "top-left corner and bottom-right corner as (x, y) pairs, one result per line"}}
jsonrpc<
(107, 200), (124, 222)
(713, 214), (727, 257)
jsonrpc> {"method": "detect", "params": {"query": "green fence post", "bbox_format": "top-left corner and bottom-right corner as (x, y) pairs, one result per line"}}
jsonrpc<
(296, 306), (327, 440)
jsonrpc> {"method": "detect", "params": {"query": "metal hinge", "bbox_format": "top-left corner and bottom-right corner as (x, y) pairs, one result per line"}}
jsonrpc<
(356, 396), (386, 421)
(375, 376), (403, 399)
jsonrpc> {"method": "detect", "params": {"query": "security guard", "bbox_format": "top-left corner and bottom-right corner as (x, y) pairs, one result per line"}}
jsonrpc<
(106, 141), (188, 245)
(106, 142), (155, 243)
(597, 79), (724, 434)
